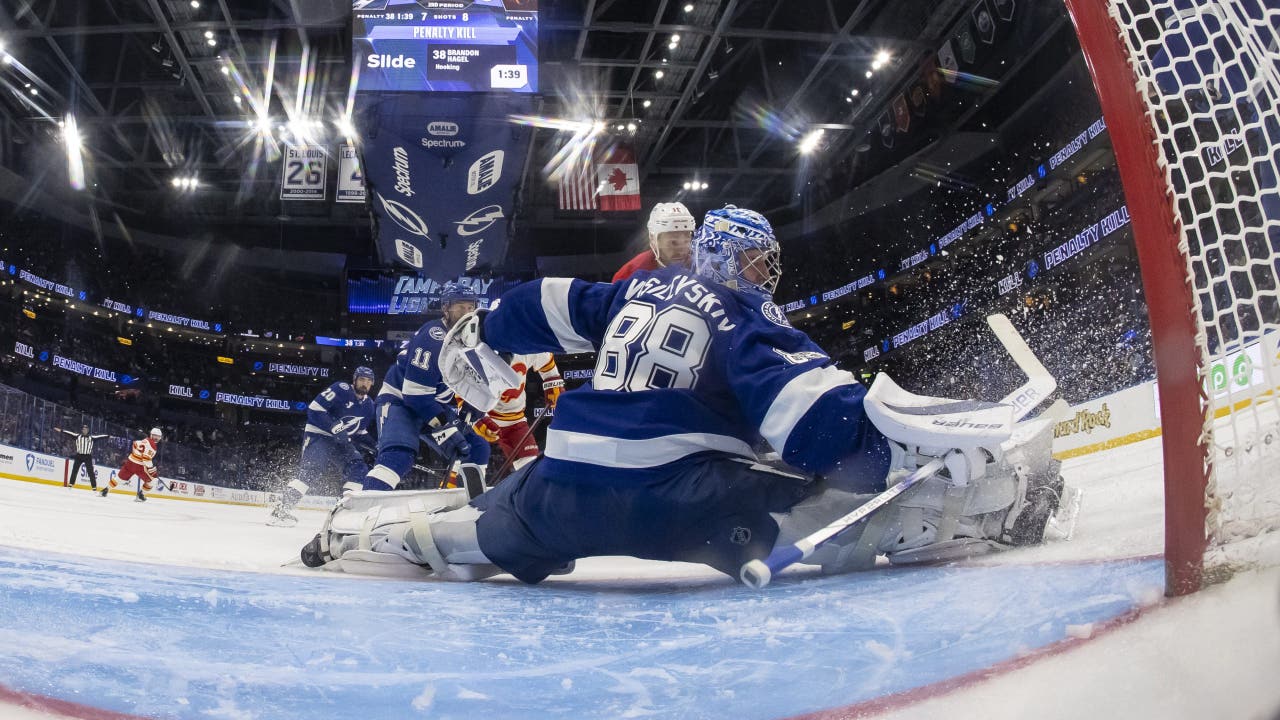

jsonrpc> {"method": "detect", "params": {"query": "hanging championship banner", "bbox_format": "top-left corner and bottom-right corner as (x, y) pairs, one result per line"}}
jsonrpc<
(336, 144), (366, 204)
(354, 92), (533, 278)
(280, 144), (327, 200)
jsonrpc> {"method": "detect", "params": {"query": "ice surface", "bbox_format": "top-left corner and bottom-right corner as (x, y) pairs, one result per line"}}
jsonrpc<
(0, 437), (1274, 719)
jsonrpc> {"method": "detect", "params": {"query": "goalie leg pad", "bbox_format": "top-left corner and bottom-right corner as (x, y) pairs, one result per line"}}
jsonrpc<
(310, 489), (469, 568)
(395, 505), (500, 580)
(874, 457), (1018, 558)
(361, 505), (500, 581)
(780, 447), (1032, 573)
(1001, 417), (1067, 546)
(875, 418), (1067, 561)
(322, 490), (500, 581)
(774, 487), (890, 573)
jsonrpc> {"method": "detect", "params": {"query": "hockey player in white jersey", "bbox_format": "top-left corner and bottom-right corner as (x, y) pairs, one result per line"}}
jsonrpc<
(303, 206), (1062, 583)
(473, 352), (563, 478)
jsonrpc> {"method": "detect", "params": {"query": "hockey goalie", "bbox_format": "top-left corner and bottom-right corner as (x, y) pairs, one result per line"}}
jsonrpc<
(300, 205), (1073, 585)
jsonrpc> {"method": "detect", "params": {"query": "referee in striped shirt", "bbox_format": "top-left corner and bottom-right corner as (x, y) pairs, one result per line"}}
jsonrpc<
(54, 425), (108, 490)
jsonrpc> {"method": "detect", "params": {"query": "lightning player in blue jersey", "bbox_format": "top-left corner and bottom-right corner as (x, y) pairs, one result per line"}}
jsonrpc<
(352, 283), (491, 497)
(308, 206), (1059, 582)
(268, 367), (377, 526)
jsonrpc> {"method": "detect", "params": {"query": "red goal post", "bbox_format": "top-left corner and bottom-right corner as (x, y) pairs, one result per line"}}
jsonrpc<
(1063, 0), (1280, 595)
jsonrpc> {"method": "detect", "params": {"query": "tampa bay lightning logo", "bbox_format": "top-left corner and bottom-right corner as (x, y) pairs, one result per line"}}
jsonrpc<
(773, 348), (827, 365)
(333, 416), (363, 435)
(429, 326), (446, 341)
(455, 205), (504, 237)
(761, 301), (790, 327)
(376, 192), (430, 238)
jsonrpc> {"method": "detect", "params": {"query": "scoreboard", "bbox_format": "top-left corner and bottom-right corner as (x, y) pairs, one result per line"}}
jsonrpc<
(353, 0), (539, 93)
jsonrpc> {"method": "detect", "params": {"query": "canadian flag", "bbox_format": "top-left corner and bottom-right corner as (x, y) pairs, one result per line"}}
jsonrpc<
(595, 145), (641, 212)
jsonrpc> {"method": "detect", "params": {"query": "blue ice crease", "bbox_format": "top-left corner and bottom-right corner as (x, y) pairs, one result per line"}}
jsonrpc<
(0, 546), (1163, 719)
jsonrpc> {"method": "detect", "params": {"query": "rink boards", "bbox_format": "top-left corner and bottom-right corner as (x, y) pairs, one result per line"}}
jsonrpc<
(0, 441), (335, 511)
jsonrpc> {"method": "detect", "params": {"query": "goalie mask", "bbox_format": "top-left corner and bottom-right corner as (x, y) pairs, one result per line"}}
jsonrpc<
(692, 205), (782, 296)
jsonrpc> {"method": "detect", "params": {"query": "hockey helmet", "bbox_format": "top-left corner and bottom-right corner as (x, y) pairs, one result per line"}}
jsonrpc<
(647, 202), (696, 237)
(692, 205), (782, 295)
(149, 427), (163, 441)
(440, 281), (480, 309)
(353, 366), (375, 384)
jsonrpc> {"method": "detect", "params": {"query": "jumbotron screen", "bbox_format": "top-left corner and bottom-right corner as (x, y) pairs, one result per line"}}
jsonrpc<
(353, 0), (539, 93)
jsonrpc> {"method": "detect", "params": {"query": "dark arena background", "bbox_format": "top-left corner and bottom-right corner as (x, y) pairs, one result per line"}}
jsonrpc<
(0, 1), (1276, 718)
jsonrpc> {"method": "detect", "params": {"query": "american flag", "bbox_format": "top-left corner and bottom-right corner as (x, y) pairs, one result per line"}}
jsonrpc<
(557, 150), (597, 212)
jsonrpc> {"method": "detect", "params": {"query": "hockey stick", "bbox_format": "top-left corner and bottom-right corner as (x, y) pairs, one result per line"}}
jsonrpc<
(741, 317), (1058, 588)
(740, 456), (947, 589)
(987, 314), (1057, 418)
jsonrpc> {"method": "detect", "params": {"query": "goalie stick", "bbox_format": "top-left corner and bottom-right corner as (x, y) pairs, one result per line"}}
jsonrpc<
(986, 313), (1057, 421)
(740, 314), (1059, 589)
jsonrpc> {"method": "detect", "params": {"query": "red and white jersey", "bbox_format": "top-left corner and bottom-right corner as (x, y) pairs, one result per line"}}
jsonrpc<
(127, 437), (158, 467)
(490, 353), (560, 427)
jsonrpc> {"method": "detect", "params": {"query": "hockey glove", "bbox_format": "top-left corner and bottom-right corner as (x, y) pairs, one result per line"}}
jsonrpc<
(474, 415), (501, 444)
(439, 310), (521, 413)
(542, 379), (565, 408)
(426, 414), (471, 463)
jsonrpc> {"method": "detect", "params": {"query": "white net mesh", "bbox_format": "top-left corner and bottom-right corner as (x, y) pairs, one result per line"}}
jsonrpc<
(1105, 0), (1280, 574)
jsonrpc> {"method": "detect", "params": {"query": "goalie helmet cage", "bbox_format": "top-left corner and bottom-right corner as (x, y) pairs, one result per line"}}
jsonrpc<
(1062, 0), (1280, 595)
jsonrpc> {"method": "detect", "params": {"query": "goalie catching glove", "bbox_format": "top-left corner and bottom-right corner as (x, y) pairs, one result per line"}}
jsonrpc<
(438, 310), (522, 414)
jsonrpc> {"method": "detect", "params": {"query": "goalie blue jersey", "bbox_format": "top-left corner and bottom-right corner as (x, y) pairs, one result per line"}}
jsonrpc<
(305, 382), (375, 440)
(483, 266), (888, 480)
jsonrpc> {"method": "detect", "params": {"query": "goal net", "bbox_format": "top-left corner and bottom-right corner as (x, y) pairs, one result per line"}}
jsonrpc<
(1063, 0), (1280, 594)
